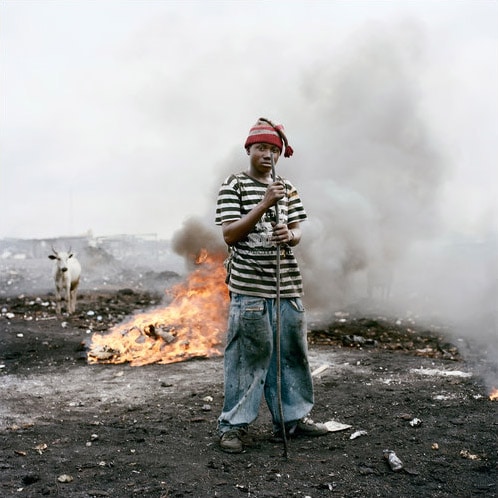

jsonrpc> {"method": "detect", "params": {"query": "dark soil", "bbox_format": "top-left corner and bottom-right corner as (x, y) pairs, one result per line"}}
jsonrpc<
(0, 261), (497, 497)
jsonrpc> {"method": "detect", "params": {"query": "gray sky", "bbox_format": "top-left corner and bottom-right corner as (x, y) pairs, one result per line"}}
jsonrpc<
(1, 0), (497, 241)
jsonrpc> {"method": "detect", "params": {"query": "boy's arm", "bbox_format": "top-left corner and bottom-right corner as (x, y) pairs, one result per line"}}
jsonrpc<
(222, 181), (285, 246)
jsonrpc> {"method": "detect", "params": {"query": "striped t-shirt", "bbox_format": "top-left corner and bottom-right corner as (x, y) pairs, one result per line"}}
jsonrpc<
(215, 172), (307, 298)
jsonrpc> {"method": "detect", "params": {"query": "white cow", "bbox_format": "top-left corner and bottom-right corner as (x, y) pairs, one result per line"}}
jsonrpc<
(48, 248), (81, 315)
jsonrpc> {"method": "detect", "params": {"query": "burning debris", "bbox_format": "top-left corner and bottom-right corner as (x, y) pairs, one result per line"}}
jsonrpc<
(87, 251), (229, 367)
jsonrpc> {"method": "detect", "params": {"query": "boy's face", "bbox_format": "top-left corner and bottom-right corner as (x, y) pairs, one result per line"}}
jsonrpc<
(248, 143), (281, 174)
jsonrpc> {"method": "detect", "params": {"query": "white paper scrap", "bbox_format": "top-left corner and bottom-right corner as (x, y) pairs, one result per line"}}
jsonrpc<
(350, 430), (368, 439)
(325, 420), (352, 432)
(312, 364), (330, 377)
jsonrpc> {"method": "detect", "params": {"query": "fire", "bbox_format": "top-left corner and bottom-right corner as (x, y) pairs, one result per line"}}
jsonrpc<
(490, 387), (498, 401)
(88, 251), (229, 367)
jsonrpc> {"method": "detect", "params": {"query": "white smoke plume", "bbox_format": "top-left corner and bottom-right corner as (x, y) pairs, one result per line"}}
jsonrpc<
(290, 25), (448, 310)
(286, 27), (497, 386)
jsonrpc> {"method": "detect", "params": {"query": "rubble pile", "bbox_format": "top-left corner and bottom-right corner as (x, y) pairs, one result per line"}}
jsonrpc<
(309, 312), (461, 360)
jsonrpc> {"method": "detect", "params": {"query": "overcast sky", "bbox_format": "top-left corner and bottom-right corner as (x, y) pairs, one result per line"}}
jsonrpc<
(1, 0), (497, 241)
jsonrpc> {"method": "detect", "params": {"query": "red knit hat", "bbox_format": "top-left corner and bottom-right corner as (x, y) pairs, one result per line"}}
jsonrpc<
(244, 117), (294, 158)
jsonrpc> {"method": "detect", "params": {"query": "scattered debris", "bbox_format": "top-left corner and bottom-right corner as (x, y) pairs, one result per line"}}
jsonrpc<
(383, 449), (404, 471)
(433, 393), (457, 401)
(409, 418), (422, 427)
(57, 474), (74, 483)
(311, 364), (329, 377)
(459, 449), (481, 461)
(411, 368), (472, 378)
(350, 430), (368, 440)
(33, 443), (47, 455)
(342, 334), (377, 347)
(399, 413), (413, 421)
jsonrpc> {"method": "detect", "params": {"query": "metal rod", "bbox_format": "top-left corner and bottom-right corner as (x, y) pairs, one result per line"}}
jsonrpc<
(271, 152), (289, 459)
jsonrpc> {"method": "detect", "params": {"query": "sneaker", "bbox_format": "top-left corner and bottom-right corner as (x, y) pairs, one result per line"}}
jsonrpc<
(219, 429), (244, 453)
(271, 417), (329, 442)
(293, 416), (329, 437)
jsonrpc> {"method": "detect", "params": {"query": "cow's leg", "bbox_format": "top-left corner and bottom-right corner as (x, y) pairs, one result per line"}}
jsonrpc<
(69, 279), (79, 314)
(69, 288), (76, 313)
(59, 273), (70, 314)
(55, 285), (62, 315)
(64, 286), (71, 314)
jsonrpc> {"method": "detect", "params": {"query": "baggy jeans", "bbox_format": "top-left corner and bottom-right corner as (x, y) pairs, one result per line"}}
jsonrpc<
(218, 293), (314, 435)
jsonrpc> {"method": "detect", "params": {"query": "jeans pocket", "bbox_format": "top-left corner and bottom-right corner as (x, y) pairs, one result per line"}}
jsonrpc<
(289, 297), (305, 313)
(242, 298), (266, 320)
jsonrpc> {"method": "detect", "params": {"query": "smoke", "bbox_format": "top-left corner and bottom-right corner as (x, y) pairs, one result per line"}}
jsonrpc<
(292, 27), (497, 387)
(171, 23), (497, 376)
(287, 24), (448, 311)
(171, 216), (226, 270)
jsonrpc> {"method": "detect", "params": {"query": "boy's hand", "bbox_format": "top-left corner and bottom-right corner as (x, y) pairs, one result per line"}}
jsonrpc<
(271, 223), (293, 244)
(263, 181), (285, 207)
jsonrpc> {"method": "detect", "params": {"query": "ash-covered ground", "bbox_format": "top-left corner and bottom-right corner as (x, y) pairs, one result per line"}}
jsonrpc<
(0, 239), (496, 497)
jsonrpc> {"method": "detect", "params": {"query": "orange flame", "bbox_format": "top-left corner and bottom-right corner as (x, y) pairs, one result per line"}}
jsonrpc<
(88, 251), (229, 366)
(490, 387), (498, 401)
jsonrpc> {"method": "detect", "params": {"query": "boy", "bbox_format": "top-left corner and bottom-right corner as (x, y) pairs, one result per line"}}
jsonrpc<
(215, 118), (328, 453)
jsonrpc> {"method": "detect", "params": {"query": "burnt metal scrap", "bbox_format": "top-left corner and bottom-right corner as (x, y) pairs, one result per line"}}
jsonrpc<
(87, 344), (120, 362)
(143, 324), (178, 344)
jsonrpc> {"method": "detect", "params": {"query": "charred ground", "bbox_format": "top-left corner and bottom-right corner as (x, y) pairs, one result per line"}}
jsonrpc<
(0, 254), (496, 498)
